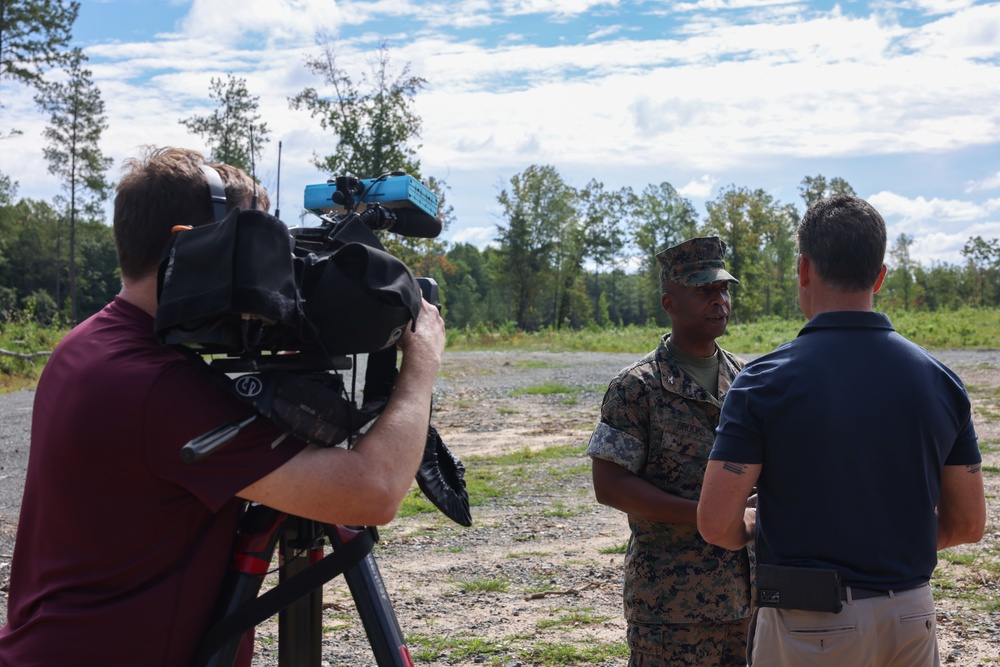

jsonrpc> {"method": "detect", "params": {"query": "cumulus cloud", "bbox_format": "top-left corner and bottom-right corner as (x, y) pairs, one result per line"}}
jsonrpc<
(678, 175), (718, 199)
(0, 0), (996, 265)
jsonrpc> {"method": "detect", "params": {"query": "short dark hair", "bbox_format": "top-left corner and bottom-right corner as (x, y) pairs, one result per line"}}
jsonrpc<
(797, 195), (886, 291)
(113, 146), (269, 280)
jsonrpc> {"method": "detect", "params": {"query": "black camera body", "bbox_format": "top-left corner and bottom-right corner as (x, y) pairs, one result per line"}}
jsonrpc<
(155, 172), (440, 371)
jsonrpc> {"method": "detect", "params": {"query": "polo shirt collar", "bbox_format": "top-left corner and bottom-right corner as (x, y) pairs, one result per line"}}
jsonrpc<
(799, 310), (895, 337)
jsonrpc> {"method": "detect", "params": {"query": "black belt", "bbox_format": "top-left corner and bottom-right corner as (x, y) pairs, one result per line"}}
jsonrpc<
(841, 586), (887, 600)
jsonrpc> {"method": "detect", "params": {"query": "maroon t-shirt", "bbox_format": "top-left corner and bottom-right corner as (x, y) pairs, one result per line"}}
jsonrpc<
(0, 297), (308, 666)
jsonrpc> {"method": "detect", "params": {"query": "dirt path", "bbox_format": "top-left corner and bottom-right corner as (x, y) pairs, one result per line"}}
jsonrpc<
(1, 350), (998, 665)
(251, 350), (1000, 666)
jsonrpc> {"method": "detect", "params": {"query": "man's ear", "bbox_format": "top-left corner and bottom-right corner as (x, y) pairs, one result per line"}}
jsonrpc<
(661, 291), (672, 314)
(797, 254), (811, 287)
(873, 263), (888, 294)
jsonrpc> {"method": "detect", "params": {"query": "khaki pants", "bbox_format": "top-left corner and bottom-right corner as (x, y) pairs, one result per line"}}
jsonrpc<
(750, 584), (939, 667)
(628, 618), (749, 667)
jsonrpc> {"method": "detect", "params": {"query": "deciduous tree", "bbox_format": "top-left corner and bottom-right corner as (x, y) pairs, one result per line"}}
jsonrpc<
(290, 38), (424, 180)
(629, 182), (698, 325)
(494, 165), (578, 330)
(179, 73), (270, 175)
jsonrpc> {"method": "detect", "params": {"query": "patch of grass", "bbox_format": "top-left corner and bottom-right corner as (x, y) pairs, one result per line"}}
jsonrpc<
(541, 501), (578, 519)
(408, 631), (628, 666)
(407, 634), (507, 663)
(513, 359), (566, 369)
(933, 548), (1000, 612)
(599, 541), (628, 554)
(521, 638), (630, 665)
(940, 550), (978, 566)
(511, 382), (580, 396)
(535, 607), (613, 631)
(469, 444), (587, 466)
(396, 488), (441, 518)
(454, 577), (509, 593)
(506, 550), (552, 559)
(498, 407), (520, 415)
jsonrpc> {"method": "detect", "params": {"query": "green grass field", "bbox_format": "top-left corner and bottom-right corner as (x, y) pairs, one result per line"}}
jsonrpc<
(445, 307), (1000, 354)
(2, 306), (998, 393)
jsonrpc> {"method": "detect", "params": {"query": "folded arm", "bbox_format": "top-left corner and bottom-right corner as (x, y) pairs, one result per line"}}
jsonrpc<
(591, 457), (699, 524)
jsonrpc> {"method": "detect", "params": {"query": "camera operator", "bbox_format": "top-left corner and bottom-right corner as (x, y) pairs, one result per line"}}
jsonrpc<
(0, 146), (446, 666)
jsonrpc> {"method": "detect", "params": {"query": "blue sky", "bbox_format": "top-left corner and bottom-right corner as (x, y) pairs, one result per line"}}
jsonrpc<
(2, 0), (998, 266)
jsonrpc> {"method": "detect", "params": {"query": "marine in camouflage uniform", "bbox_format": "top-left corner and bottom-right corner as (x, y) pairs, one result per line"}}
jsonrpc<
(588, 237), (752, 666)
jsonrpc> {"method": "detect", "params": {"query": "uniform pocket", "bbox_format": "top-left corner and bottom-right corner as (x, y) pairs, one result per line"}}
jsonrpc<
(659, 418), (714, 459)
(627, 624), (663, 656)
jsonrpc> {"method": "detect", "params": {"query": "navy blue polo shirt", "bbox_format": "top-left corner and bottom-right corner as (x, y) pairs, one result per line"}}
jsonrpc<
(710, 311), (980, 589)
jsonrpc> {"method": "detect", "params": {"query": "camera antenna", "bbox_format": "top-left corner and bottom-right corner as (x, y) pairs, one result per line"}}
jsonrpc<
(275, 140), (282, 220)
(249, 125), (258, 210)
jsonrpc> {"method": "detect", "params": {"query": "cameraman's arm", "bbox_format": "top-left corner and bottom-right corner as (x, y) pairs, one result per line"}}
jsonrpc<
(237, 299), (446, 526)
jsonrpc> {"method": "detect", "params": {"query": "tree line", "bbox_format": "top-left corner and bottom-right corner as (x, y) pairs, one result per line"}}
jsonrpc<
(428, 172), (1000, 332)
(1, 5), (997, 332)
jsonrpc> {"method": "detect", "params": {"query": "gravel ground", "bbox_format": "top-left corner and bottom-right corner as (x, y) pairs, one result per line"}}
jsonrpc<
(1, 348), (998, 665)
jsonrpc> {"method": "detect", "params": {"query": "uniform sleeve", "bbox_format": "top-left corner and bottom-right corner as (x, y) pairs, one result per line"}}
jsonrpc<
(587, 377), (649, 474)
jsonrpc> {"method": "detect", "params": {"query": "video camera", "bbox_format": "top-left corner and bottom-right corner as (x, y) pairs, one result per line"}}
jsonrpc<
(154, 169), (470, 527)
(155, 171), (440, 368)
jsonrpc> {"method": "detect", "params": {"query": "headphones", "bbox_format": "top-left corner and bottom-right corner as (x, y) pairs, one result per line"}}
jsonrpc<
(200, 164), (228, 223)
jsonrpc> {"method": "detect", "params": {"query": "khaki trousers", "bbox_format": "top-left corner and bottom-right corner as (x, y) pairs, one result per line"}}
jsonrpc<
(750, 584), (939, 667)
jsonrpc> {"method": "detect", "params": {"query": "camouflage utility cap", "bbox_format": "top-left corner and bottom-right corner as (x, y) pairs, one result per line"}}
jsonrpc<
(656, 236), (740, 286)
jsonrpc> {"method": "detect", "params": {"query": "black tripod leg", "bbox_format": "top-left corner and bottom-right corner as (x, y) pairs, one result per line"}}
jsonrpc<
(195, 504), (287, 667)
(278, 518), (326, 667)
(329, 526), (413, 667)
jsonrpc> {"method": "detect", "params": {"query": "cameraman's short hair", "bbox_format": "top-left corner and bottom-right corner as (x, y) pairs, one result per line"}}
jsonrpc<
(797, 195), (886, 292)
(211, 162), (270, 214)
(113, 146), (269, 281)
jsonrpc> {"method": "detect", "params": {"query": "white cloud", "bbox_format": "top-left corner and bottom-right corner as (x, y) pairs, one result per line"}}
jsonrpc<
(966, 172), (1000, 193)
(180, 0), (342, 44)
(895, 0), (983, 17)
(587, 24), (624, 39)
(500, 0), (621, 18)
(678, 174), (718, 199)
(900, 3), (1000, 58)
(1, 0), (997, 269)
(868, 191), (1000, 263)
(449, 225), (498, 247)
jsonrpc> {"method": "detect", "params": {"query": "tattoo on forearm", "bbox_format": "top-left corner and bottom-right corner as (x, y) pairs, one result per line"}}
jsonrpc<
(722, 461), (749, 475)
(967, 463), (982, 474)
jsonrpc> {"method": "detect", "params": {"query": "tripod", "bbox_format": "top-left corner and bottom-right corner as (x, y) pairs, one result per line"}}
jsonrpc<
(191, 503), (412, 667)
(181, 289), (467, 666)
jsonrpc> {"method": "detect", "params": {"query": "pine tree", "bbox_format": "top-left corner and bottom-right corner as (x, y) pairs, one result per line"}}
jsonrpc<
(35, 47), (113, 323)
(0, 0), (79, 136)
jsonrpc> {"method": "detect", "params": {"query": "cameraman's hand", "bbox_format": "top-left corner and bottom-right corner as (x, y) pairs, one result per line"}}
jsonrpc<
(398, 298), (446, 373)
(238, 297), (446, 527)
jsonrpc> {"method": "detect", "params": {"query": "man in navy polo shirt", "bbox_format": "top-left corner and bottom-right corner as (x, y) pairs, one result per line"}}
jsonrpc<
(697, 195), (986, 667)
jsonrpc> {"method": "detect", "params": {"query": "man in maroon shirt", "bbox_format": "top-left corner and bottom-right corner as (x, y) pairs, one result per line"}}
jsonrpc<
(0, 147), (445, 666)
